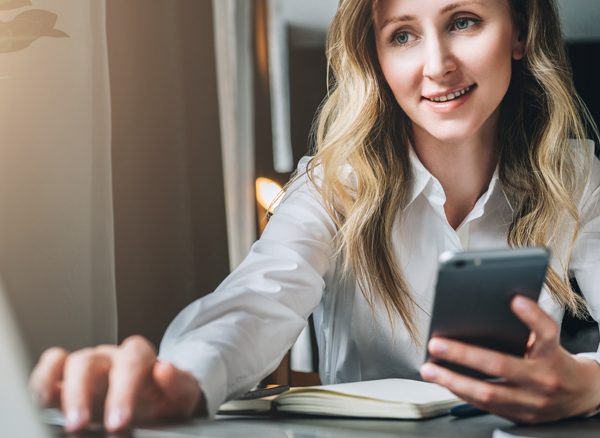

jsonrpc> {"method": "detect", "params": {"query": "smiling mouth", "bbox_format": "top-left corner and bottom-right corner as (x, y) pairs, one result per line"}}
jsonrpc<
(424, 84), (477, 103)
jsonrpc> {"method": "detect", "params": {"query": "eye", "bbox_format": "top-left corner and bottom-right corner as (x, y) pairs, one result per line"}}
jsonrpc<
(452, 17), (479, 31)
(392, 30), (415, 46)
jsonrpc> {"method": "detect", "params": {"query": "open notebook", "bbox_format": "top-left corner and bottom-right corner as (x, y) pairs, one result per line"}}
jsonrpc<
(219, 378), (463, 419)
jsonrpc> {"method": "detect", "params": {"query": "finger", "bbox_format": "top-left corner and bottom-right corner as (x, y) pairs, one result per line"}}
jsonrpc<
(526, 332), (535, 354)
(511, 296), (559, 356)
(151, 361), (203, 418)
(427, 337), (533, 384)
(420, 362), (543, 422)
(29, 347), (69, 407)
(104, 336), (157, 432)
(61, 348), (112, 432)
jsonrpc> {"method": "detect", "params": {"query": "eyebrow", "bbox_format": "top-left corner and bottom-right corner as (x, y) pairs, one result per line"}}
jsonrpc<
(378, 0), (484, 31)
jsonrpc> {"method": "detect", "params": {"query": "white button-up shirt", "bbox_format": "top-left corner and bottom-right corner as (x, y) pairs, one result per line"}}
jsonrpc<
(159, 141), (600, 417)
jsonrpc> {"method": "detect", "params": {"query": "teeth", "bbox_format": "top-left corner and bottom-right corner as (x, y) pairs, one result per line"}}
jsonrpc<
(429, 86), (472, 102)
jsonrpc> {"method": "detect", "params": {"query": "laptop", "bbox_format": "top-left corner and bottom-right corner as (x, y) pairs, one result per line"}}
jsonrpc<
(0, 282), (53, 438)
(0, 281), (210, 437)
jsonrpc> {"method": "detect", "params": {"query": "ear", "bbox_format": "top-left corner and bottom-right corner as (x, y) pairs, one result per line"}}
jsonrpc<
(511, 32), (525, 60)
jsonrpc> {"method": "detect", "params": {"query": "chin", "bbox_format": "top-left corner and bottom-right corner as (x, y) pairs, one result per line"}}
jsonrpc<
(424, 125), (481, 145)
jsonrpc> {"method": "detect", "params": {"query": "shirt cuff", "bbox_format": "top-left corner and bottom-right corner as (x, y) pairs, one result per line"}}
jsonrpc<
(158, 341), (227, 418)
(576, 353), (600, 417)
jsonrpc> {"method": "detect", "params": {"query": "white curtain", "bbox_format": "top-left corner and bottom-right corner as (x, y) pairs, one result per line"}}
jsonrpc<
(212, 0), (256, 271)
(267, 0), (294, 173)
(0, 0), (116, 359)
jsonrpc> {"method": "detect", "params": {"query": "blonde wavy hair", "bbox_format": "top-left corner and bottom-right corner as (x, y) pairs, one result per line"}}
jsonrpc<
(294, 0), (598, 342)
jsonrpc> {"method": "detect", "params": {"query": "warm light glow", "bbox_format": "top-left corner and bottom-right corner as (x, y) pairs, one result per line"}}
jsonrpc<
(255, 0), (269, 83)
(256, 177), (283, 214)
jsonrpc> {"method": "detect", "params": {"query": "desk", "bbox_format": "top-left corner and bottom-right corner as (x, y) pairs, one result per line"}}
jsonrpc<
(48, 413), (600, 438)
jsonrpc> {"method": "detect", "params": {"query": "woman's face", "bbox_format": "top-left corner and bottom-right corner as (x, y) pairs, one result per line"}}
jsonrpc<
(373, 0), (524, 145)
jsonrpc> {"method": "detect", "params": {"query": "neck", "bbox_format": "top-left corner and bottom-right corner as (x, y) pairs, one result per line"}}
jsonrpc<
(411, 118), (499, 229)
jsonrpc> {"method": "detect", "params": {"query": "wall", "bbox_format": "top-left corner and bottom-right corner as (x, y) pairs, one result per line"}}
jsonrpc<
(106, 0), (230, 346)
(288, 46), (327, 161)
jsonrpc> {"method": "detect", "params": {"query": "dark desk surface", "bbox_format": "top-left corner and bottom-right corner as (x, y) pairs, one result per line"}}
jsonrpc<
(49, 413), (600, 438)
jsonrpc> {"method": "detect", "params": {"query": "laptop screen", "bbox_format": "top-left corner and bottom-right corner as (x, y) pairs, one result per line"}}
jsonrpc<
(0, 282), (51, 438)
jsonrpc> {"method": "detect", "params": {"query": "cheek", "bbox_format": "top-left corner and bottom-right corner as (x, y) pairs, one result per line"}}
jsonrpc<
(379, 53), (421, 99)
(464, 31), (514, 86)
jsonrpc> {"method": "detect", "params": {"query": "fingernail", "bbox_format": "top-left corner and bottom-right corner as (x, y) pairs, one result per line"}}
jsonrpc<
(421, 363), (438, 379)
(106, 409), (127, 431)
(66, 409), (87, 430)
(513, 296), (530, 311)
(429, 339), (448, 354)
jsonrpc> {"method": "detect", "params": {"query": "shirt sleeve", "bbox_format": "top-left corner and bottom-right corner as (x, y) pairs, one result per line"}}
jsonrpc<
(157, 157), (337, 417)
(570, 141), (600, 364)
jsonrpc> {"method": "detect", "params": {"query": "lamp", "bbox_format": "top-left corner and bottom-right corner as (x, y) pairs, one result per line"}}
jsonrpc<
(256, 177), (283, 213)
(255, 177), (284, 232)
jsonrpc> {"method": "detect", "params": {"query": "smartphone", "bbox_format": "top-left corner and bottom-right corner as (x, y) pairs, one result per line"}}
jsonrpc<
(425, 247), (549, 379)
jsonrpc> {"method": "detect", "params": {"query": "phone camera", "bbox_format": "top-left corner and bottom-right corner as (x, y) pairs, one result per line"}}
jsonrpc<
(454, 260), (467, 269)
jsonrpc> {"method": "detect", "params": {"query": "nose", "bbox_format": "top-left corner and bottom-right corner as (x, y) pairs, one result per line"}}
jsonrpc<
(422, 34), (456, 80)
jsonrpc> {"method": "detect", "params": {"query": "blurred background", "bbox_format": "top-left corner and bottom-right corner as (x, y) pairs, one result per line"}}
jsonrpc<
(0, 0), (598, 376)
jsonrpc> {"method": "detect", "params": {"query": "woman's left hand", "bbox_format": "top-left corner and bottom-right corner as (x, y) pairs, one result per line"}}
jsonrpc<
(420, 295), (600, 424)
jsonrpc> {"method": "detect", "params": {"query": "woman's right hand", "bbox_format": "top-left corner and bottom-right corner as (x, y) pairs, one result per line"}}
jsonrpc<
(29, 335), (205, 433)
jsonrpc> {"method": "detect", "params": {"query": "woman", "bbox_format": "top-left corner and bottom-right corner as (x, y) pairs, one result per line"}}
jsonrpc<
(30, 0), (600, 431)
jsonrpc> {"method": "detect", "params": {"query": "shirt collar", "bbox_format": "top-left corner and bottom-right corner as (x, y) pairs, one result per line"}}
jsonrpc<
(403, 144), (502, 213)
(404, 144), (434, 211)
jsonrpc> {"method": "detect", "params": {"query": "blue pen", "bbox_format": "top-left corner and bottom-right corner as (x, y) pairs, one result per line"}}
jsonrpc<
(449, 403), (488, 418)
